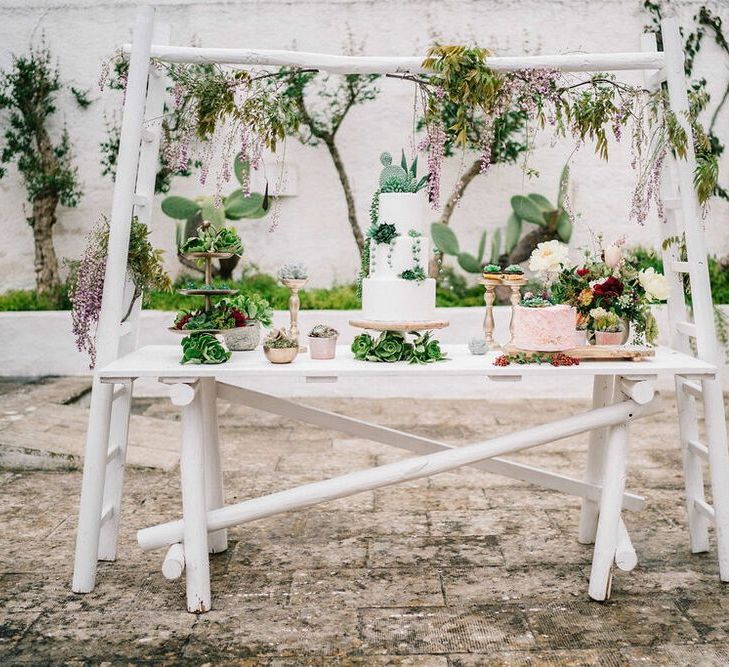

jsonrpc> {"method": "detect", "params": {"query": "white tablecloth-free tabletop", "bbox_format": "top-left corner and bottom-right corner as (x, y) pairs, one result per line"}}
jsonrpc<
(98, 344), (716, 380)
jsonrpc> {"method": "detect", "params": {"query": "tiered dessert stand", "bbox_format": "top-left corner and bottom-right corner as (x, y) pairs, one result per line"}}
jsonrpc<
(479, 274), (529, 351)
(170, 222), (238, 336)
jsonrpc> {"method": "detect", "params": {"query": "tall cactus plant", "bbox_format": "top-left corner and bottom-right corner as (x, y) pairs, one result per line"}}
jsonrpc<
(505, 164), (572, 264)
(161, 155), (269, 279)
(431, 223), (501, 274)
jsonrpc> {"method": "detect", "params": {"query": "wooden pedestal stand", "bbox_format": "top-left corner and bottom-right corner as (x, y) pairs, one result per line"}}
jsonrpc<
(478, 276), (527, 350)
(281, 277), (308, 352)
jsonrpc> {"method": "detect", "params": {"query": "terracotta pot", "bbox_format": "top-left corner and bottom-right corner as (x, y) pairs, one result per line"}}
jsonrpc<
(574, 329), (588, 347)
(263, 346), (298, 364)
(223, 322), (261, 351)
(307, 335), (338, 360)
(594, 330), (625, 346)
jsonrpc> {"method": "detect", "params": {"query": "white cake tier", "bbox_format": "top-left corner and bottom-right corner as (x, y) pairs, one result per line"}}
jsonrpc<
(361, 278), (437, 322)
(369, 236), (430, 279)
(378, 192), (425, 236)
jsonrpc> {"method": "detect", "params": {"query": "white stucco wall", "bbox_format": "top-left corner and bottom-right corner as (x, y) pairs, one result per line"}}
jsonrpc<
(1, 0), (727, 292)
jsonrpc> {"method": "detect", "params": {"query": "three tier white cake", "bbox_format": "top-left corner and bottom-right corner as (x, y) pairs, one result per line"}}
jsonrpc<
(361, 191), (437, 322)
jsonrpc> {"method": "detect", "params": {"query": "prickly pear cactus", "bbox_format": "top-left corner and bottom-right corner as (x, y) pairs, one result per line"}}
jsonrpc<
(379, 151), (409, 189)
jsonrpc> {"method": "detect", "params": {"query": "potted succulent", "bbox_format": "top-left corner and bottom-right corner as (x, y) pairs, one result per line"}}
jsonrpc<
(589, 307), (625, 346)
(574, 312), (589, 346)
(263, 328), (299, 364)
(220, 293), (273, 351)
(307, 324), (339, 360)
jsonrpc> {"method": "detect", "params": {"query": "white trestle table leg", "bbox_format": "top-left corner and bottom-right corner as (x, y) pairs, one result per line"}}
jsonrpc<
(176, 381), (211, 613)
(578, 375), (614, 544)
(588, 390), (631, 600)
(138, 395), (660, 554)
(200, 377), (227, 553)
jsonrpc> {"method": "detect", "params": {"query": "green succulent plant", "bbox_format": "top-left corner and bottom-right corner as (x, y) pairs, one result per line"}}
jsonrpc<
(162, 154), (270, 278)
(378, 150), (429, 194)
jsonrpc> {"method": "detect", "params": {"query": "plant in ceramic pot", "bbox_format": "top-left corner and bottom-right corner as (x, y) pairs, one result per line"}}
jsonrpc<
(589, 307), (625, 346)
(219, 293), (273, 351)
(574, 312), (589, 347)
(307, 324), (339, 360)
(263, 328), (299, 364)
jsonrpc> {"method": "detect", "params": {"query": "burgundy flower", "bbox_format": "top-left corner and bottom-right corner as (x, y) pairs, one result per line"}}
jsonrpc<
(231, 309), (247, 328)
(593, 276), (624, 299)
(576, 268), (590, 278)
(175, 313), (192, 330)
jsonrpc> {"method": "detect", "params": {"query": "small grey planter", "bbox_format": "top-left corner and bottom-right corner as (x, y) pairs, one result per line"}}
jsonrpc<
(223, 322), (261, 351)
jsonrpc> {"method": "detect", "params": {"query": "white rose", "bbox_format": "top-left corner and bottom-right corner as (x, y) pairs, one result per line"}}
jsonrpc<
(604, 244), (622, 269)
(528, 240), (571, 274)
(638, 268), (670, 301)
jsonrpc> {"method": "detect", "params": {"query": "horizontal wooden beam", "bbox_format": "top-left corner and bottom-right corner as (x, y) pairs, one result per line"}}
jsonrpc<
(138, 395), (660, 551)
(123, 44), (665, 75)
(214, 383), (647, 512)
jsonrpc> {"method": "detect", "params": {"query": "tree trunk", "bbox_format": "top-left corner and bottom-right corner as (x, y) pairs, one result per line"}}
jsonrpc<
(508, 226), (559, 265)
(30, 193), (61, 293)
(324, 136), (364, 256)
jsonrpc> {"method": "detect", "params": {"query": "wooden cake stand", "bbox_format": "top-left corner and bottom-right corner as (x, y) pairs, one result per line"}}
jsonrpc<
(502, 344), (655, 361)
(348, 319), (450, 332)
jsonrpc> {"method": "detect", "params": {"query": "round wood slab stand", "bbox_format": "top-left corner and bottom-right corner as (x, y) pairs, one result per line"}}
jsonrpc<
(348, 319), (450, 332)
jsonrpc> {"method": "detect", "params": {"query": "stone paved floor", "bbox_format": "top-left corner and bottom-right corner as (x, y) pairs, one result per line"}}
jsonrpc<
(1, 378), (729, 665)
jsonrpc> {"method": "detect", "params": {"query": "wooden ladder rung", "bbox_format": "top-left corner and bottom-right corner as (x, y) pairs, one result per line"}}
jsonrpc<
(671, 261), (691, 273)
(676, 321), (697, 338)
(694, 498), (716, 523)
(687, 438), (709, 462)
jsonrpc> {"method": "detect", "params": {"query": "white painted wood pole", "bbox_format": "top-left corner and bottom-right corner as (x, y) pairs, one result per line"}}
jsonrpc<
(619, 378), (655, 405)
(124, 43), (665, 74)
(588, 420), (630, 601)
(201, 378), (227, 553)
(615, 518), (638, 572)
(216, 383), (646, 512)
(702, 378), (729, 581)
(139, 396), (659, 551)
(179, 382), (211, 613)
(162, 543), (185, 580)
(578, 375), (614, 544)
(72, 6), (155, 595)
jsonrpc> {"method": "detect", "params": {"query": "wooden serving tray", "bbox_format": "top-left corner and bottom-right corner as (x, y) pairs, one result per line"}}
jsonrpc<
(348, 319), (450, 332)
(503, 344), (655, 361)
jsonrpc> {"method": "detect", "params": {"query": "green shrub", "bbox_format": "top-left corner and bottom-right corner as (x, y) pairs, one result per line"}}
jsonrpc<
(0, 286), (70, 311)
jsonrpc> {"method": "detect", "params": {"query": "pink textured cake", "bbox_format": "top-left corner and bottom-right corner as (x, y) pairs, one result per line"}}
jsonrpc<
(512, 304), (577, 351)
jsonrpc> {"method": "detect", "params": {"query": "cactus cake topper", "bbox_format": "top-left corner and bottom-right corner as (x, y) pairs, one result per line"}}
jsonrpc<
(377, 150), (430, 194)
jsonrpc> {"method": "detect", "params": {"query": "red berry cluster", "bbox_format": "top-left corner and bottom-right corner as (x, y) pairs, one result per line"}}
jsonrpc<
(549, 353), (580, 366)
(493, 355), (511, 366)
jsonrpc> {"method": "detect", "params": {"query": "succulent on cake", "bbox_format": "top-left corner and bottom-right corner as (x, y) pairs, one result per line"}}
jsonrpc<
(370, 222), (399, 245)
(521, 293), (553, 308)
(482, 263), (502, 275)
(503, 264), (525, 279)
(309, 324), (339, 338)
(278, 262), (308, 281)
(399, 265), (427, 282)
(378, 151), (430, 194)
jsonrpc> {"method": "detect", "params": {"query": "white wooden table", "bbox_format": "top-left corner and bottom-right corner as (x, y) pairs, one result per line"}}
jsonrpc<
(76, 344), (721, 612)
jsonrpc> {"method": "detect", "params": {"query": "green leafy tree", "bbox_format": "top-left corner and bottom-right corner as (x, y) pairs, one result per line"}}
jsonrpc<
(0, 44), (88, 293)
(272, 69), (380, 256)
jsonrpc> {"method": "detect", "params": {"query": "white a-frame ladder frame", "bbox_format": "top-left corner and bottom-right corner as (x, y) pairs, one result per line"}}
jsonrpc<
(72, 6), (729, 598)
